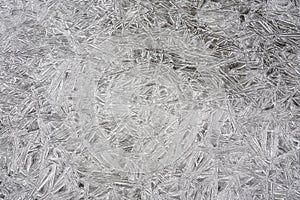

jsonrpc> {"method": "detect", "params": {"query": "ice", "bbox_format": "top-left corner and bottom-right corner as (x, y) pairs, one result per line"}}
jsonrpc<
(0, 0), (300, 199)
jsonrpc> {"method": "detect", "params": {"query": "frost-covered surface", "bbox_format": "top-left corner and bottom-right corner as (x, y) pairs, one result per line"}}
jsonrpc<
(0, 0), (300, 199)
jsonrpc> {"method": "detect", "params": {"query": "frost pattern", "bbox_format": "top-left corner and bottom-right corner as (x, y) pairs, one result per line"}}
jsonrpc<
(0, 0), (299, 200)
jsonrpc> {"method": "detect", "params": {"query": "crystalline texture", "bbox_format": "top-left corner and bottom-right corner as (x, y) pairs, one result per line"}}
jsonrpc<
(0, 0), (299, 200)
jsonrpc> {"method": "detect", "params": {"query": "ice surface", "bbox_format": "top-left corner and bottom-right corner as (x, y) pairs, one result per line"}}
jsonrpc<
(0, 0), (300, 199)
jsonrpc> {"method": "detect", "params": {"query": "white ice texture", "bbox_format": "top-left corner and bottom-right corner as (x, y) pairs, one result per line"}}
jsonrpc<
(0, 0), (299, 200)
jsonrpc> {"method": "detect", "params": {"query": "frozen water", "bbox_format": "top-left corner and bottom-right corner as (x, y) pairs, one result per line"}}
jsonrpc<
(0, 0), (299, 200)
